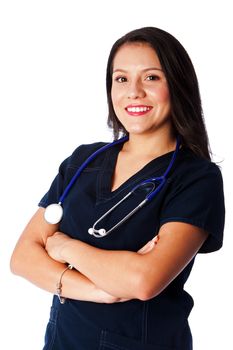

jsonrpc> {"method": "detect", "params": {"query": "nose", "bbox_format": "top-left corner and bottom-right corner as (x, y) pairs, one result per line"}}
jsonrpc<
(127, 80), (146, 99)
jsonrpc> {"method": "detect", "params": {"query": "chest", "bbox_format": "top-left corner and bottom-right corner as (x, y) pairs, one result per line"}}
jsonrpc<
(60, 157), (171, 251)
(111, 152), (157, 192)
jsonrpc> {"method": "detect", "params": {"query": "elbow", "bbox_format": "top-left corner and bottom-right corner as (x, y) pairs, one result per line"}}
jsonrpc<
(136, 288), (158, 302)
(10, 244), (29, 276)
(10, 238), (42, 276)
(10, 251), (22, 276)
(10, 255), (18, 275)
(135, 274), (161, 301)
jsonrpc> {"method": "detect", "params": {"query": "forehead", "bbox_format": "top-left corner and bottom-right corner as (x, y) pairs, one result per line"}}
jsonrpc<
(112, 42), (162, 70)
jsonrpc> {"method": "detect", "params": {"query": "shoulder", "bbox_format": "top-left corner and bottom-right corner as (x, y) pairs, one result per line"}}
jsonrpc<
(60, 141), (108, 170)
(70, 141), (108, 162)
(173, 147), (223, 185)
(164, 147), (225, 223)
(161, 148), (225, 253)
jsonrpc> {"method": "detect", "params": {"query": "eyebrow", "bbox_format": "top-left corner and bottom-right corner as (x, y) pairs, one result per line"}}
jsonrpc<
(112, 67), (163, 73)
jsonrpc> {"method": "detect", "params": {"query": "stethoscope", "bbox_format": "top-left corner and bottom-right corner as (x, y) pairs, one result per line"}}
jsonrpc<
(44, 136), (180, 238)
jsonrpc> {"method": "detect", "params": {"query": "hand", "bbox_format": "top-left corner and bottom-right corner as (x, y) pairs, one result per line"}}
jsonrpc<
(96, 289), (130, 304)
(138, 235), (159, 255)
(97, 289), (121, 304)
(45, 232), (73, 263)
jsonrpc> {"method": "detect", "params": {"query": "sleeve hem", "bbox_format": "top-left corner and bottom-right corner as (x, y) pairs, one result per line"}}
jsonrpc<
(38, 201), (47, 208)
(159, 216), (223, 253)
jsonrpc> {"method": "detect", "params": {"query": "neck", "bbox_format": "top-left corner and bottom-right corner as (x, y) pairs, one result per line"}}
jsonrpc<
(123, 131), (177, 157)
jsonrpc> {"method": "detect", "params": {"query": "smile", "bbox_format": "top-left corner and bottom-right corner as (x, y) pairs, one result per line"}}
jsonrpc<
(125, 105), (153, 116)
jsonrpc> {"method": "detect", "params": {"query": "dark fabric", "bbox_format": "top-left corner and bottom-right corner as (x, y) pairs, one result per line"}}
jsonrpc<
(40, 141), (225, 350)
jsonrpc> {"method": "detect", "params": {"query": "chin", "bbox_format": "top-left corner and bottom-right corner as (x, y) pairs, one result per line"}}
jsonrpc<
(125, 123), (155, 135)
(122, 122), (146, 133)
(125, 127), (146, 135)
(127, 130), (152, 137)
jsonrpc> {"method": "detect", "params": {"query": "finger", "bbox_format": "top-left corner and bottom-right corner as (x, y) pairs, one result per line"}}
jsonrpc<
(119, 298), (130, 302)
(54, 231), (63, 237)
(138, 241), (151, 253)
(138, 240), (155, 254)
(151, 235), (159, 243)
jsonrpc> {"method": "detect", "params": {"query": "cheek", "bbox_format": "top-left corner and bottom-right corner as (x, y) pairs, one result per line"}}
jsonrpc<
(111, 87), (116, 105)
(161, 88), (170, 102)
(150, 85), (170, 103)
(111, 92), (120, 118)
(111, 87), (123, 108)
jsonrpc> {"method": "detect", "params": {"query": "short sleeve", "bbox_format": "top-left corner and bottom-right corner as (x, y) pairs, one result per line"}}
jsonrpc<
(38, 142), (106, 209)
(160, 162), (225, 253)
(38, 156), (70, 208)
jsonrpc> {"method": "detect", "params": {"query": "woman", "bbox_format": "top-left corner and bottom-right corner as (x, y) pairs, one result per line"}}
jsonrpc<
(10, 27), (225, 349)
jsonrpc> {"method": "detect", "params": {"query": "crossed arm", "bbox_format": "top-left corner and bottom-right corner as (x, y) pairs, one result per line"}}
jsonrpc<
(10, 207), (208, 302)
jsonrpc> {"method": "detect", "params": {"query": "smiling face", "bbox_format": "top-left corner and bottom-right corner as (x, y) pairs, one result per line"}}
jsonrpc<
(111, 42), (172, 137)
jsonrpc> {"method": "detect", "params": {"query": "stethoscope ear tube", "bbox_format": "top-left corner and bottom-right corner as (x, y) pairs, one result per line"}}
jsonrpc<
(59, 136), (129, 204)
(44, 136), (129, 225)
(88, 197), (148, 238)
(44, 135), (180, 235)
(88, 137), (180, 237)
(89, 176), (166, 238)
(146, 177), (166, 201)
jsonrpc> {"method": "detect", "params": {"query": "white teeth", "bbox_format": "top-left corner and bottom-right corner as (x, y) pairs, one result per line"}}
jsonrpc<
(127, 106), (151, 112)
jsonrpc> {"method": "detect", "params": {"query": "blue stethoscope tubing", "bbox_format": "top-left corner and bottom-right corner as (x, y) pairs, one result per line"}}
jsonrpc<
(44, 135), (181, 237)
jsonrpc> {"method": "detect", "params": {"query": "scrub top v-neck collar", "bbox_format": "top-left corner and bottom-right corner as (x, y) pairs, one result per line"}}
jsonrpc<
(97, 141), (179, 203)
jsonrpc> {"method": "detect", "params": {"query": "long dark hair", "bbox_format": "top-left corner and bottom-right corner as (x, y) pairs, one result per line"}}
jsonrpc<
(106, 27), (211, 160)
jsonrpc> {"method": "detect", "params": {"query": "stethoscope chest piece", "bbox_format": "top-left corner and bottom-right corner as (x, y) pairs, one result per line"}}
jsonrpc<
(44, 203), (63, 224)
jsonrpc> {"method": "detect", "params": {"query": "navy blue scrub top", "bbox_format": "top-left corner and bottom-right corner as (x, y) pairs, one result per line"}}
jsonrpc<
(39, 141), (225, 350)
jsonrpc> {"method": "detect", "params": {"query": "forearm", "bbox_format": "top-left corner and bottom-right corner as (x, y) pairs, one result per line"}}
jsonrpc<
(58, 223), (208, 301)
(10, 240), (118, 303)
(60, 239), (144, 299)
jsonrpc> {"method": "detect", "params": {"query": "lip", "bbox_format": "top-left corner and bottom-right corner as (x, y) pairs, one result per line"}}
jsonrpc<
(125, 104), (153, 116)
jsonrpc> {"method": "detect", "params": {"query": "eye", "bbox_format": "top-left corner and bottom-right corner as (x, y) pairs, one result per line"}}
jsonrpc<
(114, 76), (127, 83)
(146, 75), (160, 81)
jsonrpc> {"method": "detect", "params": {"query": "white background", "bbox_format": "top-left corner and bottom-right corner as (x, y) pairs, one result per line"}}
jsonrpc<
(1, 0), (232, 349)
